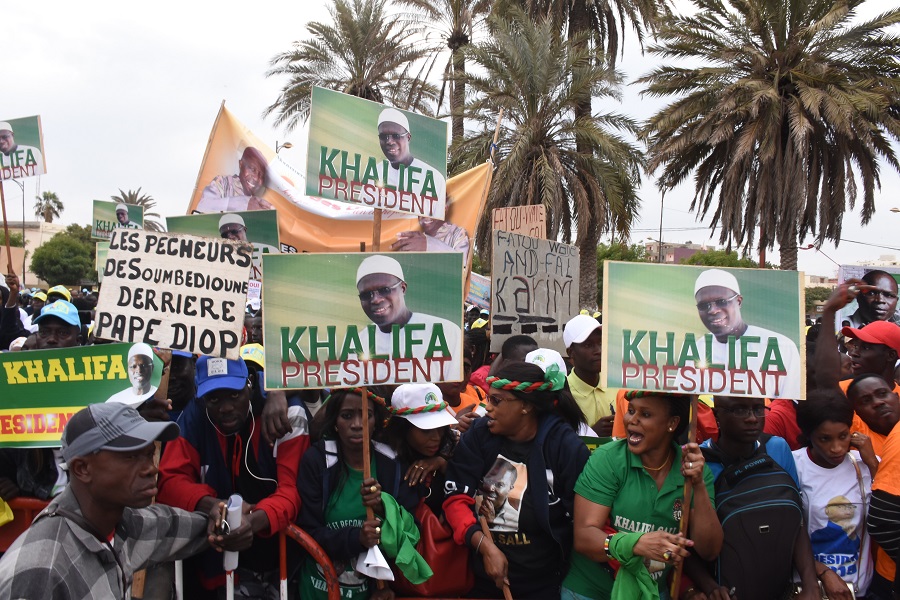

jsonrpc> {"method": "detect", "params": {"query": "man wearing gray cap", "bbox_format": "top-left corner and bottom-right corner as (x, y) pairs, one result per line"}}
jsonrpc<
(0, 121), (44, 179)
(377, 108), (446, 211)
(0, 403), (251, 600)
(354, 254), (461, 381)
(692, 268), (801, 399)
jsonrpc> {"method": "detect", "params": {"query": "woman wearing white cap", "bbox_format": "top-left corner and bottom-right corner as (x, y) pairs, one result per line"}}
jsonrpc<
(443, 361), (590, 598)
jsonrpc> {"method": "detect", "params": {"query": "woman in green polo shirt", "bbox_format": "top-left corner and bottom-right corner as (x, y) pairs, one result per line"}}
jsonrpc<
(563, 391), (722, 599)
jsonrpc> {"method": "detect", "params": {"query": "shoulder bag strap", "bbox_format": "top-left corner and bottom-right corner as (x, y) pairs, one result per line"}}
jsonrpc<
(848, 452), (866, 594)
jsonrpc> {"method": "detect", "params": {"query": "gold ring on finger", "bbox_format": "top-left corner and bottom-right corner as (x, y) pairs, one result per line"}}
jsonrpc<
(370, 485), (378, 493)
(662, 550), (673, 562)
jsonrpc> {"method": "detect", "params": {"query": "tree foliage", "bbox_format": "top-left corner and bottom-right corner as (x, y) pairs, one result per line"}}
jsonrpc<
(0, 231), (26, 247)
(30, 225), (94, 285)
(805, 285), (834, 314)
(33, 191), (63, 223)
(453, 9), (644, 306)
(641, 0), (900, 270)
(680, 248), (777, 269)
(111, 188), (165, 232)
(596, 242), (649, 306)
(264, 0), (437, 130)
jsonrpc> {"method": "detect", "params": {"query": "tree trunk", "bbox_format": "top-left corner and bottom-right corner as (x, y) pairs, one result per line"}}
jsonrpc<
(778, 226), (798, 271)
(578, 218), (601, 309)
(451, 48), (465, 146)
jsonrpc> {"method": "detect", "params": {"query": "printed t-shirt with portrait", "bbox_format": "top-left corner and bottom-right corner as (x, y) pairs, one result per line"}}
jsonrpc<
(476, 443), (564, 584)
(299, 466), (370, 600)
(562, 439), (714, 599)
(793, 449), (873, 594)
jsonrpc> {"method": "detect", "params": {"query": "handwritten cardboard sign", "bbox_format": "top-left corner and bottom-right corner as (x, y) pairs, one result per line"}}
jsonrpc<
(492, 205), (546, 239)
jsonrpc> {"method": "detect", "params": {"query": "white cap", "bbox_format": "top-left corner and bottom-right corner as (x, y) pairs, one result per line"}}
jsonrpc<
(525, 348), (566, 374)
(391, 383), (458, 429)
(115, 203), (128, 213)
(128, 343), (154, 361)
(356, 255), (404, 284)
(0, 122), (11, 133)
(219, 213), (246, 230)
(564, 314), (601, 348)
(377, 108), (410, 133)
(694, 269), (740, 296)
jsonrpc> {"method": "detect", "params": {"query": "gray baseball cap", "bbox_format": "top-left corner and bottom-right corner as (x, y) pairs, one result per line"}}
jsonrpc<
(61, 403), (179, 463)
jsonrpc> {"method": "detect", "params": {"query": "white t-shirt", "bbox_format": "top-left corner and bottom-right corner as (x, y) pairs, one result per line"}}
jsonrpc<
(792, 449), (873, 594)
(106, 385), (158, 407)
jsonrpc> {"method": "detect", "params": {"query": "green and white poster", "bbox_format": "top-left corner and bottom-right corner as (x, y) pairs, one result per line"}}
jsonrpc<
(95, 242), (109, 283)
(306, 87), (448, 219)
(0, 115), (45, 180)
(92, 199), (144, 241)
(167, 210), (280, 281)
(602, 262), (805, 400)
(263, 252), (463, 389)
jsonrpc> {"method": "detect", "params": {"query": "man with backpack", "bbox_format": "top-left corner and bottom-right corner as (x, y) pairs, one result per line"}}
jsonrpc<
(684, 395), (820, 599)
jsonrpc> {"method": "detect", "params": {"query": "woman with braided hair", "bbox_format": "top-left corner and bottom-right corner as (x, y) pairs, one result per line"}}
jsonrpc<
(296, 388), (418, 600)
(443, 360), (590, 598)
(563, 391), (722, 600)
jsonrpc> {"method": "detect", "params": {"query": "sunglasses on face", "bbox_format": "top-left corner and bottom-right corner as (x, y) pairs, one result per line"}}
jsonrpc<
(696, 293), (739, 312)
(358, 281), (403, 301)
(220, 227), (246, 236)
(720, 405), (769, 418)
(378, 133), (408, 142)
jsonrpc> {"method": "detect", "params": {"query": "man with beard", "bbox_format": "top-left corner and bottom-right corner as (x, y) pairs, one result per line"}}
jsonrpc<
(376, 108), (446, 211)
(846, 270), (900, 328)
(107, 343), (158, 407)
(198, 146), (274, 212)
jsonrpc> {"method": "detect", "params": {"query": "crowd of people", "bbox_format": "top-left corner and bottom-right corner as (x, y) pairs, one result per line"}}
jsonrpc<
(1, 269), (900, 600)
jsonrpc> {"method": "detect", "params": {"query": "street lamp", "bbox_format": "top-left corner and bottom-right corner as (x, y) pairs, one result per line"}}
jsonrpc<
(275, 141), (293, 154)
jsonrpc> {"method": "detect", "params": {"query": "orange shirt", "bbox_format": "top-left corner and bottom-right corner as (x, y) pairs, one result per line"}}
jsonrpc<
(838, 379), (893, 456)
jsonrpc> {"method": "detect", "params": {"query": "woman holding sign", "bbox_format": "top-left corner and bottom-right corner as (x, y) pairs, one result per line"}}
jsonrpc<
(563, 391), (722, 599)
(296, 388), (419, 600)
(443, 361), (589, 598)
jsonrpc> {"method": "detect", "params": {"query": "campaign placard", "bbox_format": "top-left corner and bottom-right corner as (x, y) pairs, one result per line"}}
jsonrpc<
(167, 210), (280, 281)
(0, 343), (163, 448)
(306, 87), (448, 219)
(95, 242), (109, 283)
(492, 205), (546, 239)
(490, 230), (579, 353)
(602, 262), (805, 399)
(94, 230), (252, 359)
(263, 252), (464, 389)
(92, 200), (144, 241)
(0, 115), (45, 180)
(466, 272), (490, 310)
(837, 265), (900, 328)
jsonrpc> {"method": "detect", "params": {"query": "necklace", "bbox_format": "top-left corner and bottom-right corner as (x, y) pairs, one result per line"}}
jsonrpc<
(642, 451), (672, 472)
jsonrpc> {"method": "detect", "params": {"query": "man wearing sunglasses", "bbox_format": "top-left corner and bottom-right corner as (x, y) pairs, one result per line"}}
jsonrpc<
(846, 269), (900, 328)
(377, 108), (446, 211)
(692, 269), (802, 399)
(354, 254), (461, 381)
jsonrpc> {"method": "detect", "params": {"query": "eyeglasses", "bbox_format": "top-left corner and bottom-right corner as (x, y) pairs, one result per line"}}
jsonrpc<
(220, 227), (246, 237)
(696, 293), (740, 312)
(720, 405), (770, 419)
(862, 289), (899, 300)
(358, 281), (403, 301)
(378, 133), (408, 142)
(37, 326), (77, 339)
(486, 394), (520, 407)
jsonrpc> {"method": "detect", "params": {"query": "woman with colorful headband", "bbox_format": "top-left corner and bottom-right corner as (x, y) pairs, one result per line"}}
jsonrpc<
(563, 391), (722, 600)
(296, 388), (421, 600)
(443, 361), (590, 598)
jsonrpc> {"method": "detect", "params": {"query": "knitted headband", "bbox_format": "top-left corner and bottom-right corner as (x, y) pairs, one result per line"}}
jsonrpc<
(486, 363), (566, 393)
(388, 401), (451, 417)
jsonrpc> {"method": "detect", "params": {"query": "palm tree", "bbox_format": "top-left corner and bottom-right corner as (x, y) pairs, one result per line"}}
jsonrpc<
(454, 9), (644, 306)
(395, 0), (492, 145)
(263, 0), (437, 131)
(640, 0), (900, 270)
(33, 191), (63, 223)
(111, 188), (165, 232)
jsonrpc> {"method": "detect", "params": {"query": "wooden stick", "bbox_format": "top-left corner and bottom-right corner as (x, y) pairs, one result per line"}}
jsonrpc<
(669, 394), (699, 599)
(371, 209), (382, 252)
(479, 516), (513, 600)
(0, 182), (14, 275)
(359, 386), (385, 590)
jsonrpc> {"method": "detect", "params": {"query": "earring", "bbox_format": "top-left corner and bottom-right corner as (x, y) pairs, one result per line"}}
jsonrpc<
(521, 409), (527, 414)
(668, 428), (673, 432)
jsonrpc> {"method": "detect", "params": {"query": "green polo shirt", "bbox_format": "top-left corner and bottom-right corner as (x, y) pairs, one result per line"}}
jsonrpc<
(567, 371), (616, 427)
(562, 439), (715, 598)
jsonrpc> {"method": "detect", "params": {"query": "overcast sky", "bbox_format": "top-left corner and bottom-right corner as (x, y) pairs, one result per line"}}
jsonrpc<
(4, 0), (898, 277)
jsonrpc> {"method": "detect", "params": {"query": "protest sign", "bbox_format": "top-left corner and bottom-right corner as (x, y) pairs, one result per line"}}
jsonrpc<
(837, 265), (900, 328)
(466, 272), (490, 310)
(263, 252), (464, 389)
(92, 200), (144, 241)
(490, 230), (579, 353)
(306, 87), (448, 219)
(0, 115), (45, 180)
(94, 230), (251, 358)
(492, 205), (546, 238)
(167, 210), (280, 281)
(0, 343), (163, 448)
(186, 105), (482, 265)
(95, 242), (109, 283)
(602, 262), (805, 399)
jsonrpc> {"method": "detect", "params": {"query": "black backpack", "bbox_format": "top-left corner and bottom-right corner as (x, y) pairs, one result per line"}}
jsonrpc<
(701, 436), (803, 599)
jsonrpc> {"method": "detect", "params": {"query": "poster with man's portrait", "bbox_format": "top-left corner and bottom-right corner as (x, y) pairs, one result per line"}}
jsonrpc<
(837, 265), (900, 329)
(477, 455), (527, 533)
(263, 252), (464, 389)
(602, 262), (805, 400)
(0, 115), (45, 180)
(92, 200), (144, 241)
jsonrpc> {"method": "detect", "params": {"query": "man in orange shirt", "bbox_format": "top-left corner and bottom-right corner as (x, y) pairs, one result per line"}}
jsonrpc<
(869, 416), (900, 600)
